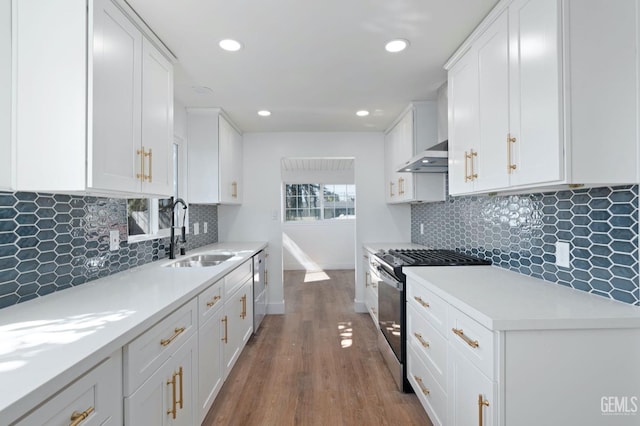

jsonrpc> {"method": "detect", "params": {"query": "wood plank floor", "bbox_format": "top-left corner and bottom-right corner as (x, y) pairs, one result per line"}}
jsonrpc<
(203, 269), (432, 426)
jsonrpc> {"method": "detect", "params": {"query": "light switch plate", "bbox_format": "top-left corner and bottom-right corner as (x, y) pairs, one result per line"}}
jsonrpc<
(109, 230), (119, 251)
(193, 222), (199, 235)
(420, 223), (424, 235)
(556, 241), (570, 268)
(204, 222), (208, 233)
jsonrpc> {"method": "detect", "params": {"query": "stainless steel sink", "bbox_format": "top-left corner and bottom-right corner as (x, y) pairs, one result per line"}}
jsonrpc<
(165, 253), (234, 268)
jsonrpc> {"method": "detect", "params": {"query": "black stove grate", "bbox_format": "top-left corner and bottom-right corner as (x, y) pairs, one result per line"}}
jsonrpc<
(387, 249), (491, 266)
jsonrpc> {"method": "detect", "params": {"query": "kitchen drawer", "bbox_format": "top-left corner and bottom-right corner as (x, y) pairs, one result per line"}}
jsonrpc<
(198, 279), (224, 324)
(408, 345), (447, 426)
(224, 259), (252, 297)
(407, 303), (447, 391)
(124, 298), (197, 395)
(448, 305), (495, 380)
(16, 351), (122, 426)
(407, 278), (448, 336)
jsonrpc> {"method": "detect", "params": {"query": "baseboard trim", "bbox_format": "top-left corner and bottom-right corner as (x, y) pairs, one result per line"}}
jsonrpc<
(266, 300), (285, 315)
(354, 300), (367, 313)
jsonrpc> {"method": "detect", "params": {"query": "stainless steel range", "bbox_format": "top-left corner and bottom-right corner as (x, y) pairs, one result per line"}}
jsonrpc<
(373, 249), (491, 392)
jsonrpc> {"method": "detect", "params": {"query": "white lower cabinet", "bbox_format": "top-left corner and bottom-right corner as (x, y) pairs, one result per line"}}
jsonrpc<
(447, 346), (496, 426)
(125, 333), (197, 426)
(362, 250), (379, 327)
(223, 276), (253, 377)
(16, 351), (122, 426)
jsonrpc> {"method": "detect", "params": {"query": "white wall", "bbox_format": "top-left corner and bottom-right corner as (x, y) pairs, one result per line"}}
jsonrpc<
(218, 132), (411, 314)
(0, 0), (11, 189)
(282, 220), (355, 270)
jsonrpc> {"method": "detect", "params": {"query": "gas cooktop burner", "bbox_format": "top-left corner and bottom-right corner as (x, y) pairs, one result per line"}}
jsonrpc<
(383, 249), (491, 267)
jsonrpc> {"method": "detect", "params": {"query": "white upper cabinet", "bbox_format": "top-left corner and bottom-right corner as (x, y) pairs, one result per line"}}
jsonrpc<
(11, 0), (174, 197)
(446, 0), (640, 195)
(187, 109), (243, 205)
(385, 102), (446, 204)
(218, 115), (243, 204)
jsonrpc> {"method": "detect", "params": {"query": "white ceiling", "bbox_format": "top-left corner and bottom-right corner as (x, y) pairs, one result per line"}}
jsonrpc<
(126, 0), (497, 133)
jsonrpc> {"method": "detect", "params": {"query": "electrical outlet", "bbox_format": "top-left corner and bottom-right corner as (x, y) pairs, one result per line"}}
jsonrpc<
(556, 241), (570, 268)
(193, 222), (199, 235)
(203, 222), (208, 233)
(420, 223), (424, 235)
(109, 230), (119, 251)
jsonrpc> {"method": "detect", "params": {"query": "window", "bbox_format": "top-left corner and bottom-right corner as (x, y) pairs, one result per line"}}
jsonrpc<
(284, 184), (355, 221)
(127, 198), (172, 242)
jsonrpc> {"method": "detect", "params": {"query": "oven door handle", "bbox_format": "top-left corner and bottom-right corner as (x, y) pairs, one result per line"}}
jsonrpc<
(376, 266), (403, 290)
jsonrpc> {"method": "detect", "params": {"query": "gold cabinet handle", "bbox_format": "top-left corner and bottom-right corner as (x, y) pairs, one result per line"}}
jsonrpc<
(206, 295), (221, 307)
(160, 327), (186, 347)
(231, 181), (238, 198)
(69, 407), (94, 426)
(144, 148), (153, 182)
(136, 148), (145, 181)
(221, 315), (228, 343)
(507, 134), (517, 173)
(413, 376), (430, 395)
(177, 366), (184, 410)
(452, 328), (479, 348)
(365, 271), (370, 287)
(470, 149), (478, 180)
(464, 150), (470, 182)
(166, 372), (177, 419)
(414, 332), (429, 348)
(239, 294), (247, 319)
(398, 177), (405, 195)
(265, 270), (268, 286)
(414, 296), (430, 308)
(478, 394), (490, 426)
(389, 181), (395, 197)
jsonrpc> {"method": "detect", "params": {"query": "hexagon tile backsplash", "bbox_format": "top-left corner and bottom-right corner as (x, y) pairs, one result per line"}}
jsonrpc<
(412, 184), (639, 306)
(0, 192), (218, 309)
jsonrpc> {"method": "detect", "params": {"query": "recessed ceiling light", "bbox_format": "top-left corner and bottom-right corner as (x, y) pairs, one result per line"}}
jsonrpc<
(219, 39), (243, 52)
(356, 110), (370, 117)
(258, 110), (271, 117)
(385, 39), (409, 53)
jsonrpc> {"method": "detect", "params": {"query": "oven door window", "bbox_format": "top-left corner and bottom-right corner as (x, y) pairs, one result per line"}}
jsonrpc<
(378, 276), (402, 361)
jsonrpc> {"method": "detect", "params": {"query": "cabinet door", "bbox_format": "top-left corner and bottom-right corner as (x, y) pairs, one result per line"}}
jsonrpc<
(448, 346), (496, 426)
(223, 286), (245, 377)
(448, 48), (479, 196)
(187, 110), (220, 203)
(126, 334), (196, 426)
(384, 130), (397, 203)
(239, 278), (254, 347)
(198, 309), (224, 422)
(396, 111), (415, 201)
(475, 10), (510, 192)
(508, 0), (562, 187)
(90, 0), (142, 193)
(218, 115), (242, 204)
(141, 38), (174, 196)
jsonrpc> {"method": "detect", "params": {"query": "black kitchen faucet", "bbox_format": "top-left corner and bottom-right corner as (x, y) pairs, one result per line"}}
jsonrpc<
(169, 197), (188, 259)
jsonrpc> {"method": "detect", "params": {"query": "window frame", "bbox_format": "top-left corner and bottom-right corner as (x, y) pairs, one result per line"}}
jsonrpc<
(283, 183), (356, 222)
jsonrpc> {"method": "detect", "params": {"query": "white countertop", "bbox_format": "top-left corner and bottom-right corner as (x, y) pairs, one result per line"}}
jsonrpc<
(0, 241), (266, 423)
(404, 265), (640, 331)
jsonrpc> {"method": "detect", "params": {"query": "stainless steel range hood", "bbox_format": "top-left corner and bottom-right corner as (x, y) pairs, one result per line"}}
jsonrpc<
(396, 141), (448, 173)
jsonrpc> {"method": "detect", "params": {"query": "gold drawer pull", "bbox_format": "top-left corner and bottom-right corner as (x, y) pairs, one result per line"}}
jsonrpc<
(389, 181), (395, 197)
(452, 328), (479, 348)
(479, 394), (490, 426)
(69, 407), (94, 426)
(414, 332), (429, 348)
(365, 271), (370, 287)
(160, 327), (186, 346)
(136, 148), (145, 181)
(206, 295), (221, 307)
(232, 181), (238, 198)
(414, 296), (429, 308)
(413, 376), (430, 395)
(167, 372), (177, 419)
